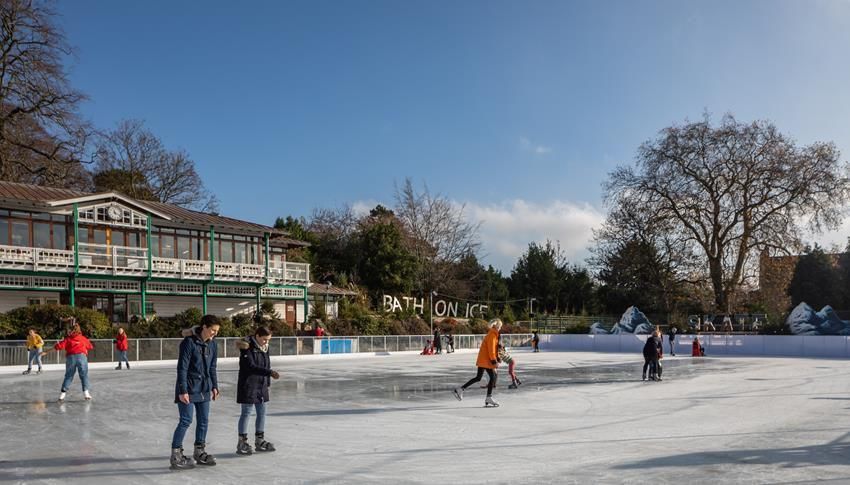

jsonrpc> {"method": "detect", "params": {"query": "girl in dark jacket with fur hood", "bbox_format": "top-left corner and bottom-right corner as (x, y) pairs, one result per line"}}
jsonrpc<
(236, 326), (280, 455)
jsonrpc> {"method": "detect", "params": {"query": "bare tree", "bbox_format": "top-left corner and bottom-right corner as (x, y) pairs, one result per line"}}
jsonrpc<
(604, 114), (850, 313)
(94, 119), (218, 212)
(394, 178), (481, 291)
(0, 0), (93, 187)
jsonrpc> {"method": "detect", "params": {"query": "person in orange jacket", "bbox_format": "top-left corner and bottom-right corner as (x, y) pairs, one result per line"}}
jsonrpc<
(452, 318), (502, 407)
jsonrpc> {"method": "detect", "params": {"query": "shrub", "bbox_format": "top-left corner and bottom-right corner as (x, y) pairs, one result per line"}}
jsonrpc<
(4, 304), (112, 339)
(560, 324), (590, 334)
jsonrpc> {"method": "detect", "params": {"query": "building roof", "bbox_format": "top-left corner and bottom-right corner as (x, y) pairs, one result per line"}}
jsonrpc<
(307, 283), (359, 297)
(0, 181), (308, 246)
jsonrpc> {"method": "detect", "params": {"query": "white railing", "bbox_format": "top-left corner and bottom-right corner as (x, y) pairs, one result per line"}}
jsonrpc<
(77, 243), (148, 275)
(0, 243), (310, 285)
(269, 261), (309, 284)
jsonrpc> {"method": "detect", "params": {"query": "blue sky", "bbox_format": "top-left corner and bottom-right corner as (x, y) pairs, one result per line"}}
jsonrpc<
(56, 1), (850, 272)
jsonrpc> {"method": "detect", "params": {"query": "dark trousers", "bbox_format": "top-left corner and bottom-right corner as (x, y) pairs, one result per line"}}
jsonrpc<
(643, 357), (661, 378)
(462, 367), (497, 396)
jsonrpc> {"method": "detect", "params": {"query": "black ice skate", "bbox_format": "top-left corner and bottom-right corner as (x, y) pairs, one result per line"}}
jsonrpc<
(193, 443), (216, 466)
(508, 383), (518, 389)
(170, 447), (195, 470)
(484, 396), (500, 407)
(236, 434), (253, 455)
(452, 388), (463, 401)
(22, 369), (31, 375)
(255, 432), (276, 452)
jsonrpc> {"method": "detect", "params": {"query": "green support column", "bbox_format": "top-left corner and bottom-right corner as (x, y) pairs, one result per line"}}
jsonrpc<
(202, 283), (208, 314)
(256, 286), (262, 315)
(264, 233), (270, 282)
(209, 226), (216, 282)
(69, 277), (75, 307)
(73, 203), (79, 275)
(141, 280), (147, 319)
(146, 216), (152, 279)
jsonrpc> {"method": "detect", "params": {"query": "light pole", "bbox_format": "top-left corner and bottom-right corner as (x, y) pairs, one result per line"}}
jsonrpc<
(429, 290), (438, 337)
(529, 297), (537, 332)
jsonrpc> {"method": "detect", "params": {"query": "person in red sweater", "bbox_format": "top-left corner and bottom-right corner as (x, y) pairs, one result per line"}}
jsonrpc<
(114, 327), (130, 370)
(41, 317), (94, 402)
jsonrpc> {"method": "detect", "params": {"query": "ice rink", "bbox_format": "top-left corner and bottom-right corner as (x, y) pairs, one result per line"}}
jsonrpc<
(2, 350), (850, 484)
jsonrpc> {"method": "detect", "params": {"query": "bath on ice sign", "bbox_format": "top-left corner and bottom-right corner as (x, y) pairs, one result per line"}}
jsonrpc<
(382, 294), (489, 319)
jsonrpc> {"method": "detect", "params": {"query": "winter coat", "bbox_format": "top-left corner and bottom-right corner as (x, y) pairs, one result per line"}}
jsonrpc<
(174, 329), (218, 403)
(668, 327), (677, 341)
(114, 333), (129, 351)
(26, 334), (44, 350)
(643, 336), (661, 359)
(54, 332), (93, 356)
(236, 337), (272, 404)
(476, 328), (500, 369)
(498, 347), (514, 365)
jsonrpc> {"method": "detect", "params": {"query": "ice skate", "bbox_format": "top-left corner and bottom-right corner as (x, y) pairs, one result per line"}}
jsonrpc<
(236, 435), (253, 455)
(58, 391), (66, 402)
(508, 383), (518, 389)
(452, 387), (463, 401)
(484, 396), (500, 407)
(115, 364), (121, 370)
(193, 443), (216, 466)
(255, 432), (276, 452)
(170, 447), (195, 470)
(22, 369), (31, 375)
(36, 369), (42, 374)
(126, 363), (130, 370)
(84, 390), (92, 400)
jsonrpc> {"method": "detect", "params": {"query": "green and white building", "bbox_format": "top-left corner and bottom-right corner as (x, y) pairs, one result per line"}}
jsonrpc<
(0, 181), (314, 324)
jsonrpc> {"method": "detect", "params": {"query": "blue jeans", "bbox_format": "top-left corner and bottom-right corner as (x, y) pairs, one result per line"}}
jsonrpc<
(171, 400), (211, 448)
(27, 349), (42, 370)
(117, 350), (129, 364)
(61, 354), (90, 392)
(238, 402), (266, 435)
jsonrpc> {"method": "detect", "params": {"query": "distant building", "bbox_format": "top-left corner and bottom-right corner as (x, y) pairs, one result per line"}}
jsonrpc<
(0, 181), (313, 324)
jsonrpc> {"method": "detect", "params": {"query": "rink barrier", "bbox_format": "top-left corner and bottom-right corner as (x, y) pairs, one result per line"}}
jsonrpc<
(0, 334), (532, 366)
(541, 334), (850, 358)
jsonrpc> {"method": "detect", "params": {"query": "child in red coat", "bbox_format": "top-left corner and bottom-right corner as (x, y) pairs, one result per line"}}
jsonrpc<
(114, 327), (130, 370)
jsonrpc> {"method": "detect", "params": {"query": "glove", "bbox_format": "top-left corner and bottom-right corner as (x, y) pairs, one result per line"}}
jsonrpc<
(491, 359), (499, 366)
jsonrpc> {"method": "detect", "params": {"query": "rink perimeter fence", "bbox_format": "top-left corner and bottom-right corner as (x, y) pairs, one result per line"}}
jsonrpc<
(0, 334), (533, 367)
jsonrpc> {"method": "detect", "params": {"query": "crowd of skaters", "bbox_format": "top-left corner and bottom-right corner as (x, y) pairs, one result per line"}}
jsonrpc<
(18, 311), (711, 470)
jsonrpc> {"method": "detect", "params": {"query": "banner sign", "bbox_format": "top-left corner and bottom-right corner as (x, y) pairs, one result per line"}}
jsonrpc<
(382, 294), (489, 319)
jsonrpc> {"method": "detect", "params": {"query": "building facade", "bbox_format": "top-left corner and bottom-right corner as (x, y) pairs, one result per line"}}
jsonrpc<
(0, 181), (311, 323)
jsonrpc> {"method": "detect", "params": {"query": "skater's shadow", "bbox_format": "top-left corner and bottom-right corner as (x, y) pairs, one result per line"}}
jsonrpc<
(612, 441), (850, 470)
(269, 405), (453, 417)
(0, 456), (169, 481)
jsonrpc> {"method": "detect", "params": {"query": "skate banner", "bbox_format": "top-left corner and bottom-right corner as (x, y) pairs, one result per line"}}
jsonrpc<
(382, 294), (489, 319)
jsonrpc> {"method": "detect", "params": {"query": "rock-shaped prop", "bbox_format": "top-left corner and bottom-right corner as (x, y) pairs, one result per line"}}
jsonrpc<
(786, 302), (850, 335)
(590, 306), (654, 335)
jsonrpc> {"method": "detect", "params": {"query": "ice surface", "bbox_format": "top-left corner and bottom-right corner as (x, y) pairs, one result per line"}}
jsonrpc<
(2, 351), (850, 484)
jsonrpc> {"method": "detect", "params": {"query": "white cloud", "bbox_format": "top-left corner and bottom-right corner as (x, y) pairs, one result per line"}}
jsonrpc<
(466, 199), (606, 273)
(519, 136), (552, 155)
(351, 199), (386, 217)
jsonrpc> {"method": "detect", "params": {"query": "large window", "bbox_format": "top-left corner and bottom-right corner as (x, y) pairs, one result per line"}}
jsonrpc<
(0, 210), (69, 249)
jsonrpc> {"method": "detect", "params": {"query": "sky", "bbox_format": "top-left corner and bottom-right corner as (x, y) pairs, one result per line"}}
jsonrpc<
(56, 0), (850, 273)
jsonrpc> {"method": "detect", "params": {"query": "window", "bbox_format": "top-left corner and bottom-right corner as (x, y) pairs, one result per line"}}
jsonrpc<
(150, 234), (160, 257)
(27, 297), (41, 306)
(177, 236), (191, 259)
(219, 240), (233, 263)
(11, 221), (30, 246)
(0, 218), (8, 246)
(53, 224), (67, 250)
(33, 222), (51, 248)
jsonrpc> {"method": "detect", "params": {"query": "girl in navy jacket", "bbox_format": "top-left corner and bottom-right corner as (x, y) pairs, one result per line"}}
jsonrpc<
(235, 326), (280, 455)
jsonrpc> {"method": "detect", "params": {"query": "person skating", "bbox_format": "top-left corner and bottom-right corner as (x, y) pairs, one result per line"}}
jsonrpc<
(433, 327), (442, 354)
(235, 326), (280, 456)
(499, 344), (522, 389)
(667, 326), (677, 356)
(23, 328), (44, 375)
(40, 318), (94, 401)
(445, 332), (455, 353)
(453, 318), (502, 407)
(642, 330), (663, 381)
(114, 327), (130, 370)
(170, 315), (221, 470)
(531, 331), (540, 352)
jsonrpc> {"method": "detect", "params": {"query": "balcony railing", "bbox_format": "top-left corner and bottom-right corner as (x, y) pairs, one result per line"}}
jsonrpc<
(0, 243), (309, 285)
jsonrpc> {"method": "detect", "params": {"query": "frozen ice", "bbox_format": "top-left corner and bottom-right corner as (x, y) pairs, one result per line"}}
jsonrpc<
(1, 351), (850, 483)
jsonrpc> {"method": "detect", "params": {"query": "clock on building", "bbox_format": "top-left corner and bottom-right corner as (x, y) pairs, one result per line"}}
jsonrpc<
(107, 205), (122, 221)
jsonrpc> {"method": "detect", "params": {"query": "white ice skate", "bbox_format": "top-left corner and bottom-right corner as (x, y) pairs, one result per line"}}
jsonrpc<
(84, 390), (92, 400)
(484, 396), (499, 407)
(58, 391), (66, 402)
